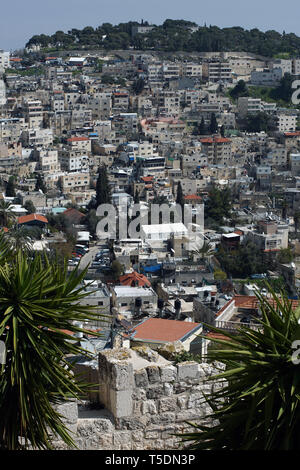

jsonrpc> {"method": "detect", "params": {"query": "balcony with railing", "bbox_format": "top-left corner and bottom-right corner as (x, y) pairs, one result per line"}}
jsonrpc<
(215, 319), (262, 332)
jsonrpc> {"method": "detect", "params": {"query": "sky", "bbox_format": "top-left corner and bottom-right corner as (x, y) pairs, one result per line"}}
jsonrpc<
(1, 0), (300, 52)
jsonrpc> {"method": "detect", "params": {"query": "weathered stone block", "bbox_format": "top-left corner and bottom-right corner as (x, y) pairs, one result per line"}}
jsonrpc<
(176, 409), (200, 422)
(146, 384), (165, 399)
(159, 365), (177, 382)
(132, 388), (147, 400)
(115, 417), (145, 430)
(110, 361), (134, 391)
(174, 381), (192, 394)
(177, 394), (188, 410)
(132, 430), (144, 442)
(177, 362), (199, 380)
(146, 365), (160, 384)
(163, 382), (174, 396)
(98, 433), (113, 448)
(109, 389), (133, 418)
(135, 369), (149, 388)
(159, 397), (177, 413)
(150, 412), (176, 425)
(113, 431), (132, 447)
(144, 430), (160, 439)
(93, 417), (114, 433)
(142, 399), (158, 415)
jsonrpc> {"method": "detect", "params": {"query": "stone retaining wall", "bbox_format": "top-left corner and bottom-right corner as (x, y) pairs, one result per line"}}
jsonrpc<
(51, 347), (225, 450)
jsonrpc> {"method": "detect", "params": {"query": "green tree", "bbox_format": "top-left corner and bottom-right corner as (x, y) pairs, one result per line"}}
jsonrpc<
(199, 117), (206, 135)
(294, 210), (300, 235)
(192, 240), (214, 261)
(213, 268), (227, 281)
(5, 177), (16, 198)
(96, 165), (111, 206)
(35, 173), (47, 193)
(176, 181), (184, 209)
(0, 200), (16, 227)
(277, 247), (293, 264)
(134, 189), (140, 204)
(209, 113), (218, 134)
(24, 200), (36, 214)
(132, 78), (145, 95)
(229, 80), (248, 100)
(0, 240), (104, 449)
(205, 187), (232, 224)
(111, 259), (124, 280)
(181, 287), (300, 450)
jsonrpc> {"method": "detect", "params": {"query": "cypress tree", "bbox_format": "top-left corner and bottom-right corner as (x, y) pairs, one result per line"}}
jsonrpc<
(209, 113), (218, 134)
(96, 165), (111, 206)
(5, 176), (16, 198)
(176, 181), (184, 209)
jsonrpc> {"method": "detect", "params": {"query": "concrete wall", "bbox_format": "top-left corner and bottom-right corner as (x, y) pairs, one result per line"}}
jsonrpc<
(51, 347), (225, 450)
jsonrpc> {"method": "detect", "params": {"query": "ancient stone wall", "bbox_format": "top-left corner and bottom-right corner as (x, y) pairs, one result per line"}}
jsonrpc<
(51, 347), (225, 450)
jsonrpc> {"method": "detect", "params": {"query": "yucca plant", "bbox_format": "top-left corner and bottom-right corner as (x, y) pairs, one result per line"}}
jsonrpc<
(181, 286), (300, 450)
(0, 238), (106, 450)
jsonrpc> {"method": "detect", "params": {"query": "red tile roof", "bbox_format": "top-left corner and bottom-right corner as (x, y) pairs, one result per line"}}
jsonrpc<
(216, 295), (299, 317)
(130, 318), (201, 343)
(18, 214), (48, 225)
(119, 271), (151, 287)
(284, 132), (300, 137)
(67, 137), (89, 142)
(141, 176), (154, 182)
(184, 194), (202, 200)
(200, 137), (231, 144)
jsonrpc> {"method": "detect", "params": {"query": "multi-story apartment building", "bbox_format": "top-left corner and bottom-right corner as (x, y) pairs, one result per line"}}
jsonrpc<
(162, 63), (181, 80)
(182, 153), (208, 176)
(112, 92), (129, 112)
(71, 105), (92, 128)
(266, 146), (288, 168)
(271, 59), (292, 75)
(292, 58), (300, 75)
(83, 92), (112, 120)
(66, 136), (91, 153)
(181, 63), (202, 78)
(0, 118), (26, 143)
(157, 90), (180, 116)
(276, 112), (297, 133)
(37, 149), (61, 173)
(290, 153), (300, 176)
(246, 221), (289, 252)
(59, 149), (89, 172)
(200, 136), (232, 165)
(22, 99), (44, 129)
(251, 67), (282, 86)
(60, 171), (90, 192)
(202, 60), (233, 83)
(21, 128), (53, 148)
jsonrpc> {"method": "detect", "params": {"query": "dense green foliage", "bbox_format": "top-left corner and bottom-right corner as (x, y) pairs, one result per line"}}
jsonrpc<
(0, 234), (105, 449)
(26, 21), (300, 57)
(181, 288), (300, 450)
(95, 165), (111, 207)
(216, 240), (274, 278)
(230, 75), (297, 107)
(205, 187), (232, 225)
